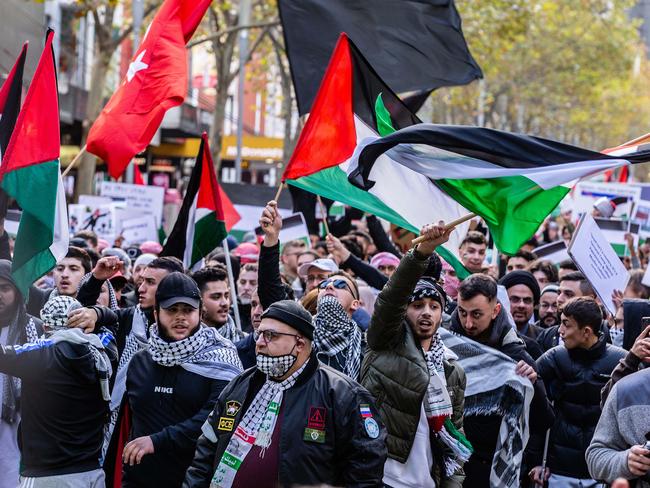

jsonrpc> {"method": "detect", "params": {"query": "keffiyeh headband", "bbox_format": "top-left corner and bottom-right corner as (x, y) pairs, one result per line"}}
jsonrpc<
(41, 296), (83, 333)
(409, 279), (446, 308)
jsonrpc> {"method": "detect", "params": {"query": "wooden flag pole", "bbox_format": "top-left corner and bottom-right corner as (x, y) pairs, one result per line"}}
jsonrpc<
(273, 182), (284, 203)
(316, 195), (330, 235)
(61, 144), (87, 178)
(411, 212), (477, 246)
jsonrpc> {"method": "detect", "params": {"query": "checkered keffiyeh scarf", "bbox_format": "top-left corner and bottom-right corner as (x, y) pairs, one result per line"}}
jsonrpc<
(1, 314), (38, 424)
(314, 295), (362, 380)
(237, 359), (309, 449)
(148, 323), (243, 380)
(439, 328), (533, 488)
(103, 305), (149, 459)
(424, 333), (472, 477)
(217, 315), (247, 342)
(40, 296), (83, 333)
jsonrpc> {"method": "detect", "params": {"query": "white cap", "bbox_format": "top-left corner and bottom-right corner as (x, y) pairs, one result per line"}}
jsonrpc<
(298, 258), (339, 279)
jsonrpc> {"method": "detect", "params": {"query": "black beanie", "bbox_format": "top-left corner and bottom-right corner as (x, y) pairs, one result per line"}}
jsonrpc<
(261, 300), (314, 340)
(499, 270), (541, 304)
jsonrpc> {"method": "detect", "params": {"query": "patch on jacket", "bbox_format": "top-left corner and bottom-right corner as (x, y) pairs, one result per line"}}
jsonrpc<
(225, 400), (241, 417)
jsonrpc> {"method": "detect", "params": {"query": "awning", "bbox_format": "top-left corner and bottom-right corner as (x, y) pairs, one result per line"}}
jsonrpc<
(150, 135), (284, 161)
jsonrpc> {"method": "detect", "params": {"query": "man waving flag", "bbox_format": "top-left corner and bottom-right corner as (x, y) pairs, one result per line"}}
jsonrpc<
(0, 30), (69, 297)
(86, 0), (212, 179)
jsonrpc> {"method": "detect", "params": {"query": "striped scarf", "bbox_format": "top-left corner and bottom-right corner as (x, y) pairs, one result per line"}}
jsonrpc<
(217, 315), (247, 343)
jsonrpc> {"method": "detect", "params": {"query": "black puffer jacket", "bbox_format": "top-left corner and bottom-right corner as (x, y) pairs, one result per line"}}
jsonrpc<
(183, 351), (387, 487)
(536, 336), (626, 478)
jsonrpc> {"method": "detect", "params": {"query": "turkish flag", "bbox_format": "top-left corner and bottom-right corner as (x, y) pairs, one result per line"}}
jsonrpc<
(87, 0), (211, 179)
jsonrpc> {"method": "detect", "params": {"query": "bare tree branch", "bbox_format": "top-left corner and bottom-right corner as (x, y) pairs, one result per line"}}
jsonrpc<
(112, 1), (161, 48)
(187, 20), (280, 49)
(228, 25), (272, 81)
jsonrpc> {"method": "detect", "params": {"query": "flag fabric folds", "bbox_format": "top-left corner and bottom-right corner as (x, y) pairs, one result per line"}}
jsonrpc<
(161, 133), (241, 269)
(282, 34), (471, 276)
(86, 0), (211, 179)
(0, 42), (27, 159)
(351, 123), (650, 254)
(0, 30), (69, 297)
(278, 0), (482, 115)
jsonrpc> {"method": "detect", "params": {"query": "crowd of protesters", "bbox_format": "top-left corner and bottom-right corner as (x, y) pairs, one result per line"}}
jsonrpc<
(1, 194), (650, 488)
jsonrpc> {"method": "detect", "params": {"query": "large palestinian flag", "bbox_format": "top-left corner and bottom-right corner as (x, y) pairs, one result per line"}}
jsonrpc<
(161, 132), (240, 269)
(282, 34), (471, 275)
(0, 30), (69, 297)
(352, 124), (650, 254)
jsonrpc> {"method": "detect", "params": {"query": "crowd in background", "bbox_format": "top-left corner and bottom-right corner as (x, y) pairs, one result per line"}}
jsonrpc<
(0, 194), (649, 488)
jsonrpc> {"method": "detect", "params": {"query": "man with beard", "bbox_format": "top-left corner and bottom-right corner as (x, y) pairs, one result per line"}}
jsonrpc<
(449, 274), (554, 487)
(0, 260), (43, 488)
(537, 285), (560, 329)
(235, 288), (263, 369)
(235, 264), (257, 334)
(184, 300), (387, 487)
(121, 273), (242, 487)
(361, 222), (472, 487)
(77, 256), (184, 483)
(27, 246), (91, 316)
(192, 265), (247, 342)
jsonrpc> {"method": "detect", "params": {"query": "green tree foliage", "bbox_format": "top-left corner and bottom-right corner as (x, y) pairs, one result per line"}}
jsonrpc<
(431, 0), (650, 151)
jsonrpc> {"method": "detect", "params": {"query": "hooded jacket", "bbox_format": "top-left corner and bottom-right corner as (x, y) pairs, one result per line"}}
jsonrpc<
(537, 335), (626, 478)
(360, 249), (466, 487)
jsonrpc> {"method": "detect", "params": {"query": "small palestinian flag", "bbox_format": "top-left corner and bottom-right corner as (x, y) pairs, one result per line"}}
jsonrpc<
(0, 42), (27, 159)
(0, 30), (69, 297)
(353, 124), (650, 255)
(282, 34), (471, 276)
(594, 218), (640, 257)
(161, 132), (240, 269)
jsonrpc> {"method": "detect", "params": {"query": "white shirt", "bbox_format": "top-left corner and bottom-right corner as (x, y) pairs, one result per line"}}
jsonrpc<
(383, 403), (436, 488)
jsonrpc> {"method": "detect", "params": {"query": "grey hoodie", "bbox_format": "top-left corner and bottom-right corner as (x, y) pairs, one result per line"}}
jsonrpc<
(586, 367), (650, 486)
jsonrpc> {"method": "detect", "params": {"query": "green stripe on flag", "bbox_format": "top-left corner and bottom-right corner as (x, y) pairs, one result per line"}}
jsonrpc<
(191, 212), (227, 267)
(289, 167), (470, 279)
(1, 160), (60, 297)
(437, 176), (569, 255)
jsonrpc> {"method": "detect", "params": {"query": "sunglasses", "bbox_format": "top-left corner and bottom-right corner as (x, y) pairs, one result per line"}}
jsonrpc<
(318, 278), (357, 299)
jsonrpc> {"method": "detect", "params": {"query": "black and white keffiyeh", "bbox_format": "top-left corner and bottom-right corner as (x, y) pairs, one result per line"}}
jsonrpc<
(439, 328), (533, 488)
(103, 305), (149, 458)
(148, 323), (243, 380)
(217, 315), (247, 343)
(314, 295), (362, 380)
(40, 295), (83, 332)
(1, 315), (38, 424)
(237, 358), (309, 448)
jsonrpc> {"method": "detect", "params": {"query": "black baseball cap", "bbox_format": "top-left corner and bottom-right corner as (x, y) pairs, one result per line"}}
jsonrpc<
(155, 272), (201, 309)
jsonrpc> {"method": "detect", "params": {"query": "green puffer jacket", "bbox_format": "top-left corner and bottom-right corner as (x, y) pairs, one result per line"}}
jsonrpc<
(360, 249), (466, 488)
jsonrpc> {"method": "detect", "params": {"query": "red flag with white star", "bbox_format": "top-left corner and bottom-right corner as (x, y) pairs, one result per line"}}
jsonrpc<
(86, 0), (210, 179)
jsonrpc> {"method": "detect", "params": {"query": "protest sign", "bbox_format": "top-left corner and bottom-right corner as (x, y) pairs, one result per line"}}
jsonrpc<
(68, 202), (123, 242)
(231, 203), (292, 242)
(568, 214), (630, 315)
(120, 215), (159, 245)
(533, 240), (570, 264)
(593, 218), (640, 256)
(571, 181), (640, 217)
(99, 182), (165, 227)
(255, 212), (310, 248)
(4, 209), (21, 237)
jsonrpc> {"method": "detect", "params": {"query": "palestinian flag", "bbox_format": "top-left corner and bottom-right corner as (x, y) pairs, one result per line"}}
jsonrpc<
(161, 132), (240, 268)
(0, 42), (27, 159)
(602, 133), (650, 183)
(594, 218), (640, 256)
(352, 124), (650, 255)
(0, 30), (69, 297)
(282, 34), (472, 276)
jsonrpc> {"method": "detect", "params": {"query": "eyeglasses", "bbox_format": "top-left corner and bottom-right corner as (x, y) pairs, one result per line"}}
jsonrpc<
(255, 329), (301, 345)
(318, 278), (357, 298)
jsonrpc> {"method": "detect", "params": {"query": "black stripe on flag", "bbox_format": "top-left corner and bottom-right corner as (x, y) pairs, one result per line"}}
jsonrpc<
(160, 136), (204, 262)
(0, 43), (27, 158)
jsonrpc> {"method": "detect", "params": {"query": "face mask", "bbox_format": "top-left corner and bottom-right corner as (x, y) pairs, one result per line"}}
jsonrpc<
(256, 352), (297, 378)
